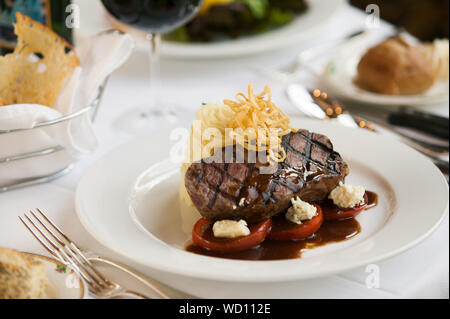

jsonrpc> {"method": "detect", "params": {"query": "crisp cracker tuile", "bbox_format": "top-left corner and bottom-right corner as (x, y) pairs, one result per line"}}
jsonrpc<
(0, 13), (80, 107)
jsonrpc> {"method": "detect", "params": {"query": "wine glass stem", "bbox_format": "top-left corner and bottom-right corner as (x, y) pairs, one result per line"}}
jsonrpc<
(147, 33), (161, 114)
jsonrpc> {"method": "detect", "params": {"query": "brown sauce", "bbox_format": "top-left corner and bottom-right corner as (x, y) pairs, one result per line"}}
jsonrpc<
(365, 191), (378, 209)
(186, 191), (378, 261)
(319, 190), (378, 219)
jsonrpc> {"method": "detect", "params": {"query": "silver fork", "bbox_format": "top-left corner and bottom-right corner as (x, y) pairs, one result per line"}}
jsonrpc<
(19, 209), (169, 299)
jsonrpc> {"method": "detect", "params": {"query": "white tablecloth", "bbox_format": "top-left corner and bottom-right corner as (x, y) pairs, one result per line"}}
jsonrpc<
(0, 4), (448, 299)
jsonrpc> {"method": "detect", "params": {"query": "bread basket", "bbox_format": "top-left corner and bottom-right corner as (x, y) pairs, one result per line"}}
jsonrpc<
(0, 80), (107, 193)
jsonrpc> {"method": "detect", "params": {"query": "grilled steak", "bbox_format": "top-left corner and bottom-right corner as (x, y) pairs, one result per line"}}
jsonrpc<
(185, 129), (349, 224)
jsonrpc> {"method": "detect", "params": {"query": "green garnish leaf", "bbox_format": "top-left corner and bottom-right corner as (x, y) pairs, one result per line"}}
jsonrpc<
(239, 0), (269, 19)
(268, 8), (295, 26)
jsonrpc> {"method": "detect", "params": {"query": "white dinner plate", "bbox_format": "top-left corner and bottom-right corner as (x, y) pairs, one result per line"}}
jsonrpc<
(24, 253), (87, 299)
(74, 0), (345, 59)
(75, 119), (448, 297)
(322, 41), (450, 107)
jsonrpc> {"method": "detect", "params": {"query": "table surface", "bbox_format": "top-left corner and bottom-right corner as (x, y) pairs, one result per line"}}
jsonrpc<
(0, 3), (448, 299)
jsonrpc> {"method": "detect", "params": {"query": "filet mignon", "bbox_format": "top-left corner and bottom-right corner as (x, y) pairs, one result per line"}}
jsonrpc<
(185, 129), (349, 224)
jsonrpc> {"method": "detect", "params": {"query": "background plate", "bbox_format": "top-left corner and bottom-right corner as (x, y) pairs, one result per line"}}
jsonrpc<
(74, 0), (345, 59)
(322, 41), (450, 106)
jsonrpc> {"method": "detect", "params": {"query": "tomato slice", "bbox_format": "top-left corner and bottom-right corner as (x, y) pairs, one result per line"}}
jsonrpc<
(323, 194), (368, 221)
(192, 218), (272, 253)
(267, 204), (323, 241)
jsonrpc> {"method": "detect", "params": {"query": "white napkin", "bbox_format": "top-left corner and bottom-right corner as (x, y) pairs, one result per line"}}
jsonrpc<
(0, 31), (135, 186)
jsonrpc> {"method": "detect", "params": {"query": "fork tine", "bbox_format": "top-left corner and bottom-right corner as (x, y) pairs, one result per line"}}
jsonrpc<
(19, 216), (57, 258)
(24, 213), (60, 251)
(29, 210), (65, 246)
(21, 214), (89, 283)
(36, 208), (71, 242)
(29, 210), (104, 287)
(34, 208), (112, 287)
(22, 212), (101, 292)
(36, 209), (100, 267)
(29, 209), (98, 282)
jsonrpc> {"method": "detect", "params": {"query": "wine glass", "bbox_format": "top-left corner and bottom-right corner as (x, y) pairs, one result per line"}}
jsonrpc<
(101, 0), (204, 134)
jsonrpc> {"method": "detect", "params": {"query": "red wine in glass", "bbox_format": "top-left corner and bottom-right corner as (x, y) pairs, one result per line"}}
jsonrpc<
(102, 0), (202, 33)
(101, 0), (204, 133)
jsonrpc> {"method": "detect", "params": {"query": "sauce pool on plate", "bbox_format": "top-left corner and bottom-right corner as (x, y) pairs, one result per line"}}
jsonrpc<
(186, 191), (378, 261)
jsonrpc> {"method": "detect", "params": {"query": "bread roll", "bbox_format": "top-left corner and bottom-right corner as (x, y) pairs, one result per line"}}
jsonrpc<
(357, 37), (435, 95)
(0, 247), (49, 299)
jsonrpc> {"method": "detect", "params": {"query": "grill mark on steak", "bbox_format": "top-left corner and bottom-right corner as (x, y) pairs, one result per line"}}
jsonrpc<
(207, 163), (228, 209)
(304, 132), (313, 171)
(210, 162), (251, 207)
(185, 129), (348, 223)
(194, 165), (204, 187)
(283, 131), (340, 178)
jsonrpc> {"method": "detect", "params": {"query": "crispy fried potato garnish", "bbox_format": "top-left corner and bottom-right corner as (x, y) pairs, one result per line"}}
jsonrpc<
(0, 13), (80, 107)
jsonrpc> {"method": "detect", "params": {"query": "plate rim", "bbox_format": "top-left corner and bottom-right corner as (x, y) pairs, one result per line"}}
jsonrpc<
(23, 252), (87, 299)
(75, 120), (449, 283)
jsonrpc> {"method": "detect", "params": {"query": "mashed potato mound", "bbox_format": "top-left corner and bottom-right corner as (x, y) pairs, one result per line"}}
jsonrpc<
(179, 102), (234, 208)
